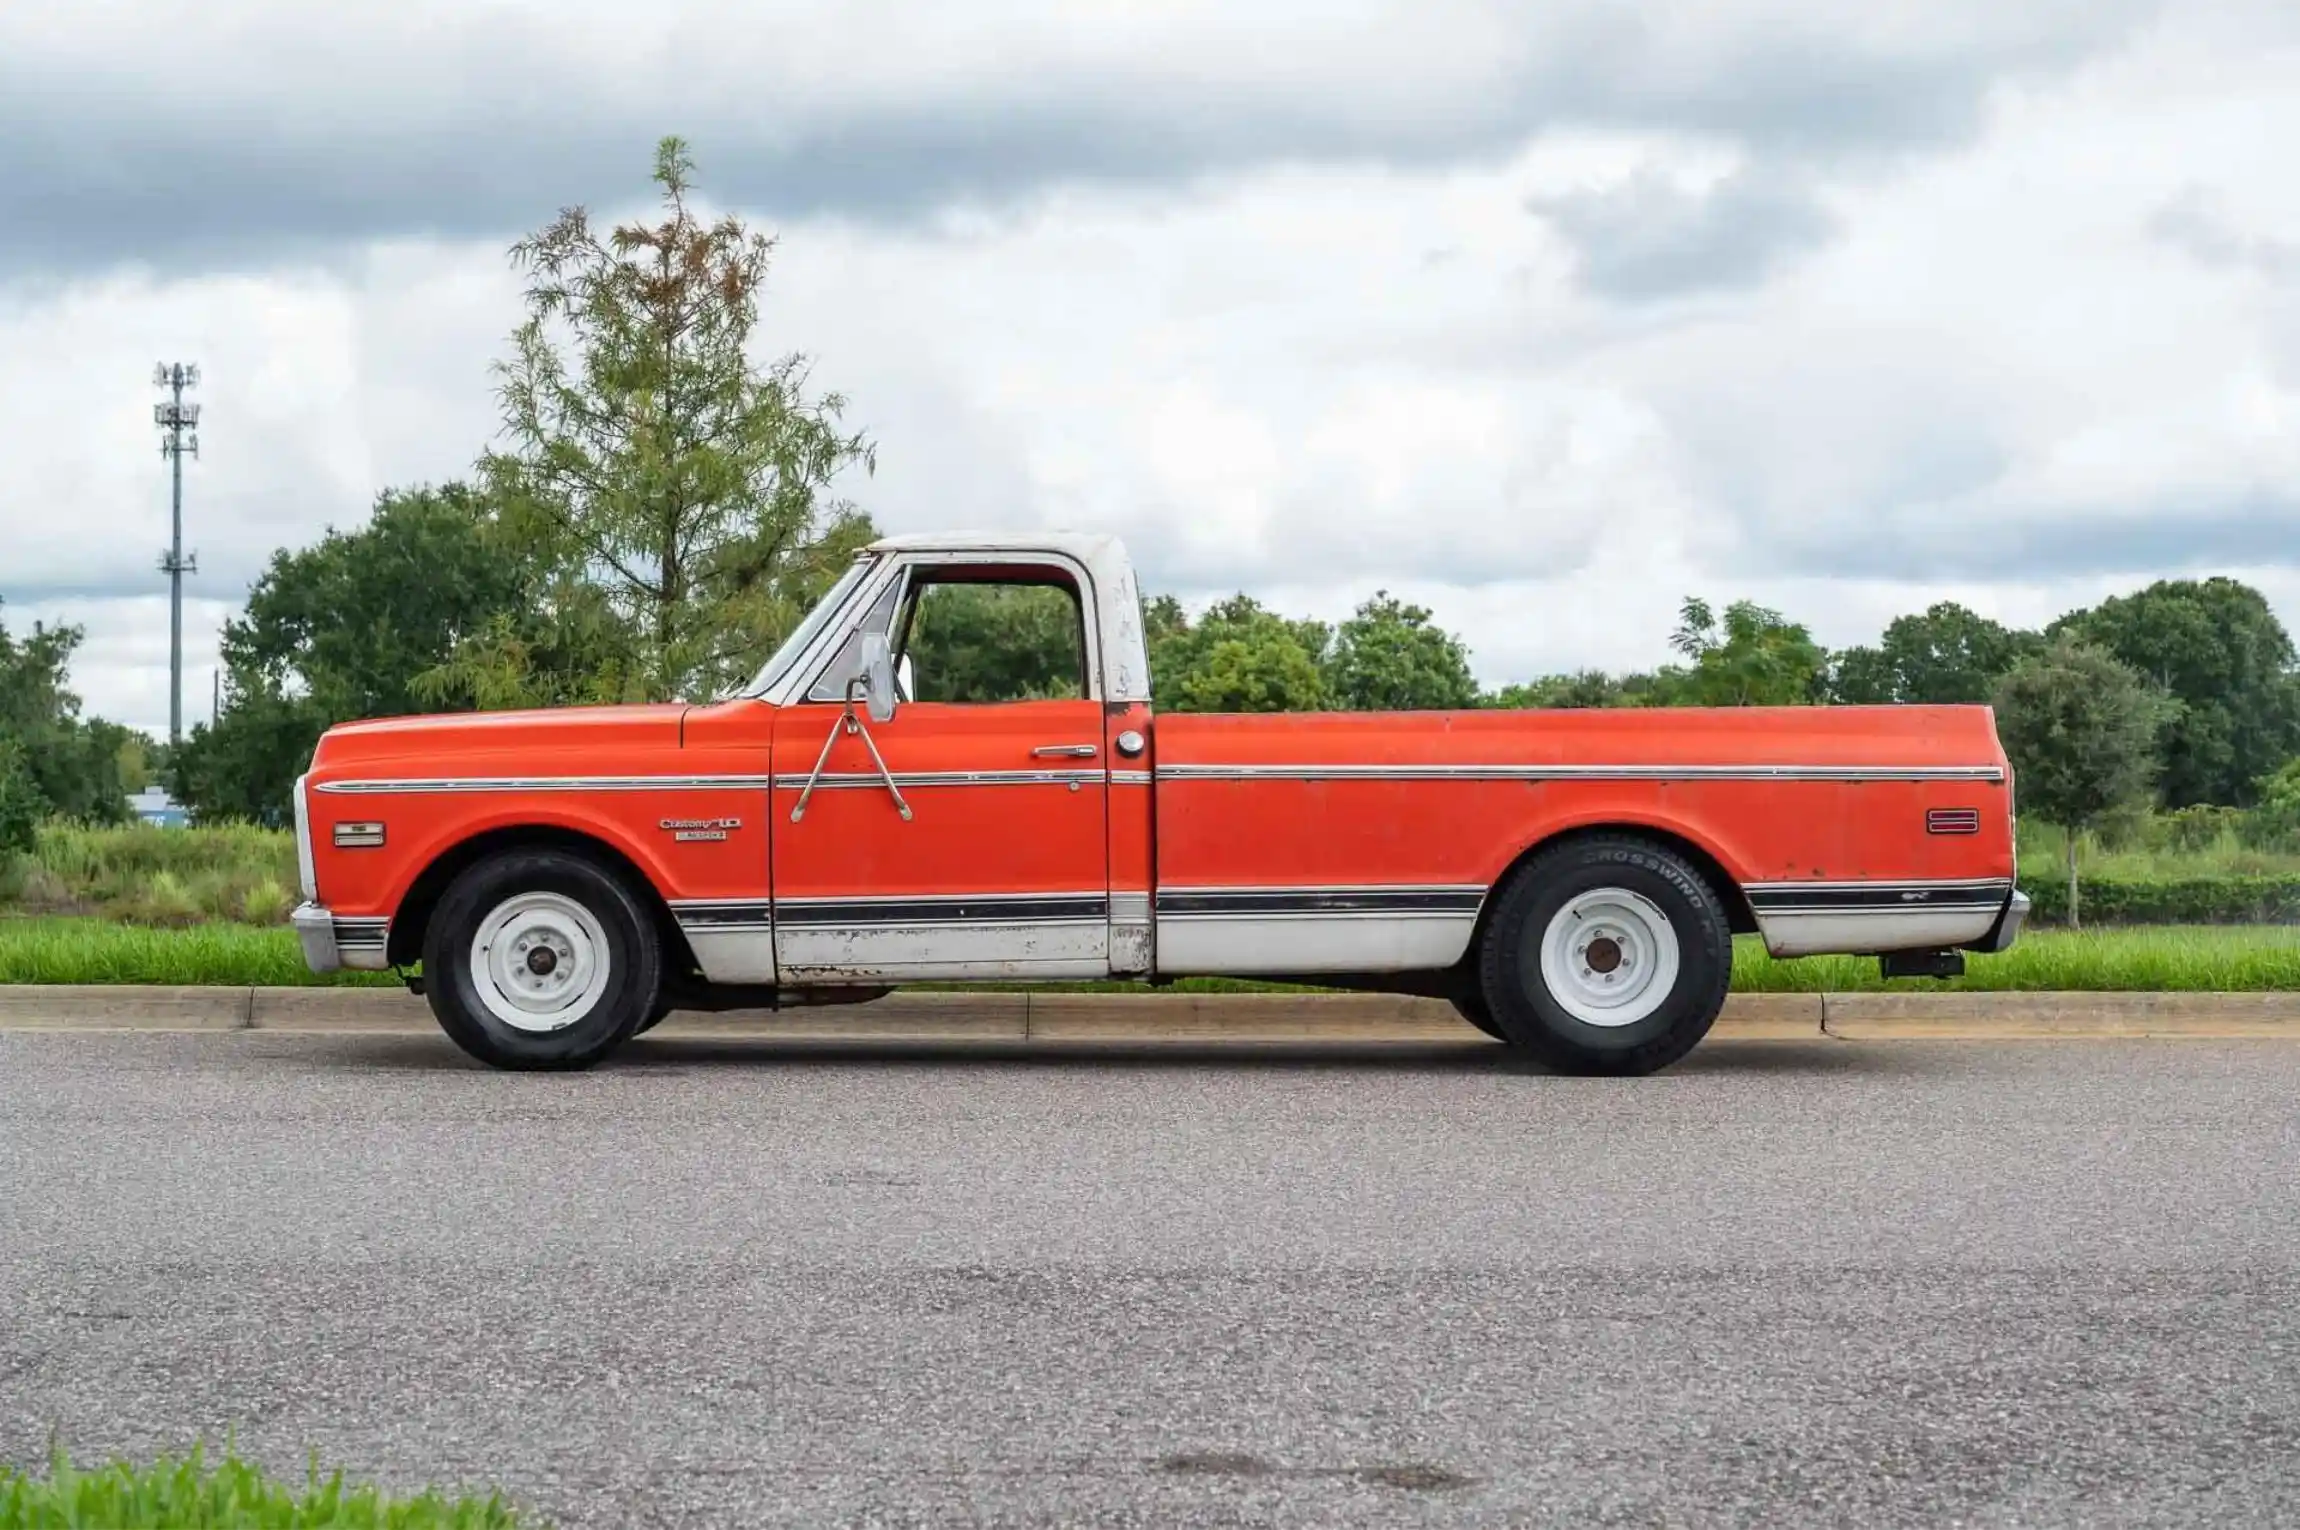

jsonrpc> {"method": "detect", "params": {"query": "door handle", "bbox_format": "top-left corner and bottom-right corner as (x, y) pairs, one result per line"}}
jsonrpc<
(1031, 744), (1099, 758)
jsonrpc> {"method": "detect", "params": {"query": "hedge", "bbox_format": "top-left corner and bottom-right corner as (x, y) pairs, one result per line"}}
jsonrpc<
(2019, 873), (2300, 927)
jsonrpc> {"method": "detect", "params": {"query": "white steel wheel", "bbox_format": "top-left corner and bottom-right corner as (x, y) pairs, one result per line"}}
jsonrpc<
(1537, 887), (1681, 1029)
(469, 891), (613, 1033)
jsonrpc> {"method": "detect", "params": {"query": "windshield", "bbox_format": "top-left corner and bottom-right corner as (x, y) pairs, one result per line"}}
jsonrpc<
(742, 555), (876, 697)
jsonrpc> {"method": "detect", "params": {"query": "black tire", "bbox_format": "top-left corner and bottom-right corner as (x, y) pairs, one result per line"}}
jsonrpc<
(635, 996), (675, 1035)
(1478, 835), (1732, 1076)
(422, 848), (662, 1071)
(1447, 977), (1508, 1041)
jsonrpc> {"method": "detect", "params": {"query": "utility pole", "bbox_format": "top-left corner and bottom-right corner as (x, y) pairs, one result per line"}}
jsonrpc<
(153, 363), (201, 745)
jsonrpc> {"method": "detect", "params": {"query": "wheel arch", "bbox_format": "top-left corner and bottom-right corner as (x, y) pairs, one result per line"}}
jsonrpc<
(385, 823), (700, 977)
(1473, 821), (1758, 948)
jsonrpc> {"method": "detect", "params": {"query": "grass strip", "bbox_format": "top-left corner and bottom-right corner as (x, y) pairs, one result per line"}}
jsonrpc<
(0, 919), (399, 987)
(1, 917), (2292, 992)
(0, 1441), (528, 1529)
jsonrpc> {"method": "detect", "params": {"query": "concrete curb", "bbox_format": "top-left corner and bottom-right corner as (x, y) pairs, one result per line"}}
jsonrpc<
(0, 985), (2294, 1039)
(0, 985), (255, 1031)
(1820, 991), (2300, 1038)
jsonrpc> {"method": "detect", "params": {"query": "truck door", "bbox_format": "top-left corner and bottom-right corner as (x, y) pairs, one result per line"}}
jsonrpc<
(769, 557), (1112, 982)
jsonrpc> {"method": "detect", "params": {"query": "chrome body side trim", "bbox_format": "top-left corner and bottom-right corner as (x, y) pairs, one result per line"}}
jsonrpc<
(316, 775), (777, 795)
(1156, 762), (2007, 784)
(773, 892), (1110, 926)
(315, 770), (1113, 796)
(1155, 884), (1487, 918)
(769, 769), (1103, 791)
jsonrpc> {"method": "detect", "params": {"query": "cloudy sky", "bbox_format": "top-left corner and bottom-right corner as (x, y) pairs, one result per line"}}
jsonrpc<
(3, 0), (2296, 735)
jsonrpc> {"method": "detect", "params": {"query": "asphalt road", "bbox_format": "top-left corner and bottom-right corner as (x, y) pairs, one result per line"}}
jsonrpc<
(6, 1031), (2300, 1528)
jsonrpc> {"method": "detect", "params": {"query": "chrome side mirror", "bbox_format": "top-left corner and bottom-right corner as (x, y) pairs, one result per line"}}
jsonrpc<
(859, 632), (898, 724)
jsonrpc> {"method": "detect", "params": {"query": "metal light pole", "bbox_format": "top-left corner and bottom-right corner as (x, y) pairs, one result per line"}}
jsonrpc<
(153, 363), (201, 744)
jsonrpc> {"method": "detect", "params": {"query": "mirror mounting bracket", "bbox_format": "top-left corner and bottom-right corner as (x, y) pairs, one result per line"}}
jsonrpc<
(789, 676), (913, 824)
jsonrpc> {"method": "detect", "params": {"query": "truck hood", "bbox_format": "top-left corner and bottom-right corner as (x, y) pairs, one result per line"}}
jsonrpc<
(311, 704), (689, 775)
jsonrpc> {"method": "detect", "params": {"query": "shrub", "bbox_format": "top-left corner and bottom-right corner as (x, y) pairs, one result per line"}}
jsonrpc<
(113, 870), (207, 928)
(2019, 872), (2300, 926)
(2158, 803), (2247, 854)
(241, 877), (296, 925)
(2244, 759), (2300, 851)
(4, 822), (300, 924)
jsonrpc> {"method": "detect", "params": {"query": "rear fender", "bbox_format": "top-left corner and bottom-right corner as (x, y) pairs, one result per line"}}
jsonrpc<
(1481, 811), (1760, 938)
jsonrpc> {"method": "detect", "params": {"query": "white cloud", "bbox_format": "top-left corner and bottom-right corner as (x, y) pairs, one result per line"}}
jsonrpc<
(3, 0), (2299, 736)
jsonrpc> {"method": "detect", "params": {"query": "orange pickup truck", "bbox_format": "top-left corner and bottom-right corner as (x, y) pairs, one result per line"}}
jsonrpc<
(292, 531), (2025, 1074)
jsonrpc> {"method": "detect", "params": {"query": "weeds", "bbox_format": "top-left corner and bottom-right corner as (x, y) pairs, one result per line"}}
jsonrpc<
(2, 822), (299, 925)
(0, 1441), (528, 1528)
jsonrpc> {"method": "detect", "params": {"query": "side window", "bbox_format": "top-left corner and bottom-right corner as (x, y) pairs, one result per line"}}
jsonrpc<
(899, 574), (1089, 704)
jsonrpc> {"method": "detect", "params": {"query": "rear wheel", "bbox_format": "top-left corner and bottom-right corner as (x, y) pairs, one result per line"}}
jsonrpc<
(1478, 836), (1731, 1075)
(423, 849), (661, 1071)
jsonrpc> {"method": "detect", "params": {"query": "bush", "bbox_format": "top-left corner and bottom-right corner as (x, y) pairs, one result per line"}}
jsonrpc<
(2157, 803), (2247, 854)
(2244, 759), (2300, 851)
(2019, 872), (2300, 927)
(2, 821), (300, 925)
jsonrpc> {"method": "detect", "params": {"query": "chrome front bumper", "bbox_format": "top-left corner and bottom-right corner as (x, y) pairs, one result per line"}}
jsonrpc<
(1967, 889), (2032, 954)
(292, 901), (341, 973)
(292, 903), (391, 973)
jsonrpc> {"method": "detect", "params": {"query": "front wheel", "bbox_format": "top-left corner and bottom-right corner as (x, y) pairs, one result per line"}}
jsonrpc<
(1478, 836), (1732, 1075)
(423, 849), (662, 1071)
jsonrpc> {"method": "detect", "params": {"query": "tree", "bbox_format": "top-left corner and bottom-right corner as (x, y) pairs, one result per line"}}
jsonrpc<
(171, 484), (541, 824)
(904, 583), (1084, 703)
(1992, 640), (2173, 928)
(1324, 592), (1477, 711)
(1149, 595), (1329, 713)
(2050, 578), (2300, 808)
(1665, 597), (1827, 706)
(0, 736), (42, 857)
(1829, 603), (2042, 705)
(0, 604), (129, 827)
(169, 690), (329, 828)
(1485, 670), (1626, 709)
(464, 135), (877, 705)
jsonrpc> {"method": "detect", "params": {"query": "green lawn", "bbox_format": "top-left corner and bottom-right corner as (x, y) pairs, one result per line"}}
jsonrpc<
(2, 916), (2291, 992)
(0, 1443), (528, 1529)
(1727, 924), (2298, 993)
(0, 918), (398, 987)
